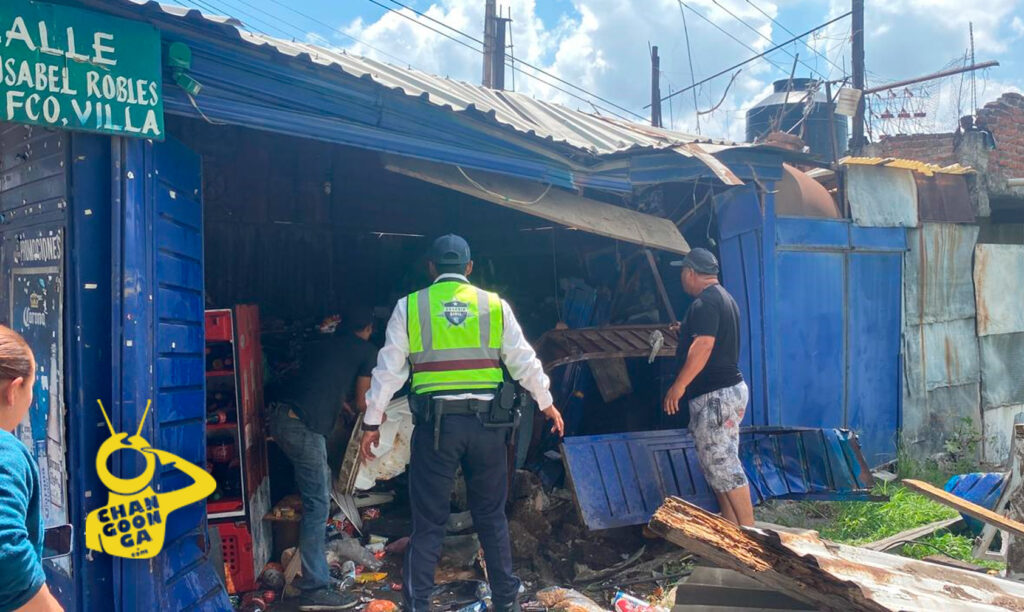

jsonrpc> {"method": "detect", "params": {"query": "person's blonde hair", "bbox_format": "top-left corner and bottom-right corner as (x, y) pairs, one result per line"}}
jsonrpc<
(0, 325), (33, 381)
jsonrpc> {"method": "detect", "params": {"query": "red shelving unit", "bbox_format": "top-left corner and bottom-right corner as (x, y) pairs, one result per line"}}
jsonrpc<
(205, 306), (272, 580)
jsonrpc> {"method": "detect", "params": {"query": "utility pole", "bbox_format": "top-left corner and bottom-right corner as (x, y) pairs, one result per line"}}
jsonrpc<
(851, 0), (865, 152)
(650, 45), (663, 127)
(491, 12), (510, 90)
(482, 0), (496, 87)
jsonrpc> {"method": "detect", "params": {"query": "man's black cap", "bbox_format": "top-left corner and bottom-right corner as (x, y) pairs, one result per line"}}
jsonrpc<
(430, 234), (471, 265)
(670, 248), (720, 275)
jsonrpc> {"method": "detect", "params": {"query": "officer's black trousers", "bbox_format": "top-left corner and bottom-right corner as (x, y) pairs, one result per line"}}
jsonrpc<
(403, 414), (518, 610)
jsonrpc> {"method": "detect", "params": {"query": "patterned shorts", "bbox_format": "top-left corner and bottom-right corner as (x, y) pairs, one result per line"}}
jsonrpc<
(689, 382), (749, 493)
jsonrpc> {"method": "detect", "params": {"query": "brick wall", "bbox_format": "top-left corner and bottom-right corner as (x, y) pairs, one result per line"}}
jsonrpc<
(864, 133), (958, 166)
(976, 92), (1024, 193)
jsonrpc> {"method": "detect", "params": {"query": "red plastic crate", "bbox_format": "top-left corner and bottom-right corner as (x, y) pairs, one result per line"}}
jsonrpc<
(205, 310), (234, 343)
(214, 521), (256, 594)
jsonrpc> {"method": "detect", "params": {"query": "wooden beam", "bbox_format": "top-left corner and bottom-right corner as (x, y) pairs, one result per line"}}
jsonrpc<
(649, 496), (1024, 611)
(903, 479), (1024, 539)
(863, 517), (962, 552)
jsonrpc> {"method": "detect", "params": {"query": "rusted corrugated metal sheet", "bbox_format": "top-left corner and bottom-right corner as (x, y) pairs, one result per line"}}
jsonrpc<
(975, 244), (1024, 336)
(904, 224), (980, 325)
(847, 165), (919, 227)
(904, 320), (981, 393)
(650, 496), (1024, 611)
(984, 404), (1024, 465)
(979, 332), (1024, 409)
(902, 382), (981, 457)
(916, 173), (975, 223)
(537, 325), (677, 370)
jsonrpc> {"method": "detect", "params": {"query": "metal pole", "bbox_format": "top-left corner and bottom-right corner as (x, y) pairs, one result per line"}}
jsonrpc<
(862, 60), (999, 94)
(651, 45), (663, 127)
(482, 0), (496, 87)
(851, 0), (865, 152)
(492, 16), (508, 90)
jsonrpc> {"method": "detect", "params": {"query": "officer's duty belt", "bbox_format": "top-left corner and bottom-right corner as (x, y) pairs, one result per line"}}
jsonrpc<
(433, 398), (492, 415)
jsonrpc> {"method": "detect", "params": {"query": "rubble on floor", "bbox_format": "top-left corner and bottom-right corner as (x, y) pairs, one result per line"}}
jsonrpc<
(649, 495), (1024, 611)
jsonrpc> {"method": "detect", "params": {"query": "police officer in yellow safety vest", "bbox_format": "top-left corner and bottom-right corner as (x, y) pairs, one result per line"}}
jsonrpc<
(360, 234), (564, 612)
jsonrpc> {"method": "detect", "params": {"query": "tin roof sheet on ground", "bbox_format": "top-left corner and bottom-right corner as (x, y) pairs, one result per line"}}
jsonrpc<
(904, 224), (980, 325)
(979, 332), (1024, 409)
(975, 244), (1024, 336)
(847, 165), (919, 227)
(116, 0), (763, 161)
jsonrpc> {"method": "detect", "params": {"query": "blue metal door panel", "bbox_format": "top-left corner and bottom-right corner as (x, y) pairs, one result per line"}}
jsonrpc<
(775, 218), (849, 248)
(720, 231), (766, 426)
(563, 427), (873, 530)
(774, 252), (845, 428)
(847, 253), (902, 466)
(115, 136), (229, 611)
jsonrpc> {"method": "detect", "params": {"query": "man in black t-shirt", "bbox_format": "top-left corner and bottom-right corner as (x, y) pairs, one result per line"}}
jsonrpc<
(662, 248), (753, 526)
(265, 306), (377, 609)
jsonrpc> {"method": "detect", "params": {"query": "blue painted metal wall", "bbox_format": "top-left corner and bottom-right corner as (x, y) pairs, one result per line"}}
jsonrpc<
(113, 136), (228, 610)
(717, 182), (905, 467)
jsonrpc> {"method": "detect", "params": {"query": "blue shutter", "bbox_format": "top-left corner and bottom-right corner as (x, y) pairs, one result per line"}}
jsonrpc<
(115, 136), (228, 610)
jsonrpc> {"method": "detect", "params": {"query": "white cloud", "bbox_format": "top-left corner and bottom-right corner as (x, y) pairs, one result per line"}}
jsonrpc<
(327, 0), (1024, 143)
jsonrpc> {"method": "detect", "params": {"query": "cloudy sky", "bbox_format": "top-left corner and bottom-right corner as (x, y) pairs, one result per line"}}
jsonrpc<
(186, 0), (1024, 142)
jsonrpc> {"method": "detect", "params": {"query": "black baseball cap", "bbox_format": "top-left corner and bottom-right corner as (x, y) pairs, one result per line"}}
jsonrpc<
(430, 234), (471, 265)
(670, 248), (720, 275)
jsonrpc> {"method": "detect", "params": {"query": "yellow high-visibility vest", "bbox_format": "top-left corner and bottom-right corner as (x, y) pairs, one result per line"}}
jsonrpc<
(407, 280), (504, 394)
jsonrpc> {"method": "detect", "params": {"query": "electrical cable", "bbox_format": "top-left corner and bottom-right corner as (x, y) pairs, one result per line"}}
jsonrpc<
(744, 0), (847, 75)
(677, 0), (702, 134)
(648, 10), (852, 108)
(677, 0), (787, 73)
(696, 70), (741, 115)
(374, 0), (648, 121)
(709, 0), (829, 81)
(457, 166), (553, 205)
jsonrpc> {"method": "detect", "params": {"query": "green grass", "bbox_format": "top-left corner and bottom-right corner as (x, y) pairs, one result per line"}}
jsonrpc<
(817, 482), (959, 545)
(903, 532), (1007, 572)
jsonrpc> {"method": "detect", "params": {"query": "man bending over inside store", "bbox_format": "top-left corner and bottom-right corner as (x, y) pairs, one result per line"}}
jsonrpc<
(266, 305), (377, 610)
(662, 248), (754, 526)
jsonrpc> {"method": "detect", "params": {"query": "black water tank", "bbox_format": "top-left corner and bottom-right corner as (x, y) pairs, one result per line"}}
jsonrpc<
(746, 78), (848, 160)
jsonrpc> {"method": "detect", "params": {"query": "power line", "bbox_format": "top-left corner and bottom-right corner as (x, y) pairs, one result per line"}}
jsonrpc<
(648, 10), (853, 108)
(676, 1), (787, 74)
(677, 0), (701, 134)
(744, 0), (847, 75)
(375, 0), (648, 121)
(708, 0), (829, 81)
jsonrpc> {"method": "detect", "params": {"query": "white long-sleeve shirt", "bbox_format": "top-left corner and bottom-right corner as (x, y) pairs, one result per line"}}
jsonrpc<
(363, 274), (554, 427)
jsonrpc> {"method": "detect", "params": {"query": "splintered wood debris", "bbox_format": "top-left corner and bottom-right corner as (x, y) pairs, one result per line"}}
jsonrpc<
(903, 478), (1024, 539)
(649, 496), (1024, 612)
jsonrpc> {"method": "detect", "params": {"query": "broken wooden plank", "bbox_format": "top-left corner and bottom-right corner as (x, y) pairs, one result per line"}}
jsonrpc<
(903, 479), (1024, 539)
(862, 517), (963, 551)
(649, 496), (1024, 611)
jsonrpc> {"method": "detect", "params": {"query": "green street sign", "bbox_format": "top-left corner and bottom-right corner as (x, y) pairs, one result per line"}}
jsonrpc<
(0, 1), (164, 139)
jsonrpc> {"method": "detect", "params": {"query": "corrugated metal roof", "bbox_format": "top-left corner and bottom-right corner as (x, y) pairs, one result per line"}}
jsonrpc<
(904, 224), (979, 325)
(124, 1), (745, 159)
(975, 244), (1024, 336)
(847, 164), (919, 227)
(842, 156), (974, 176)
